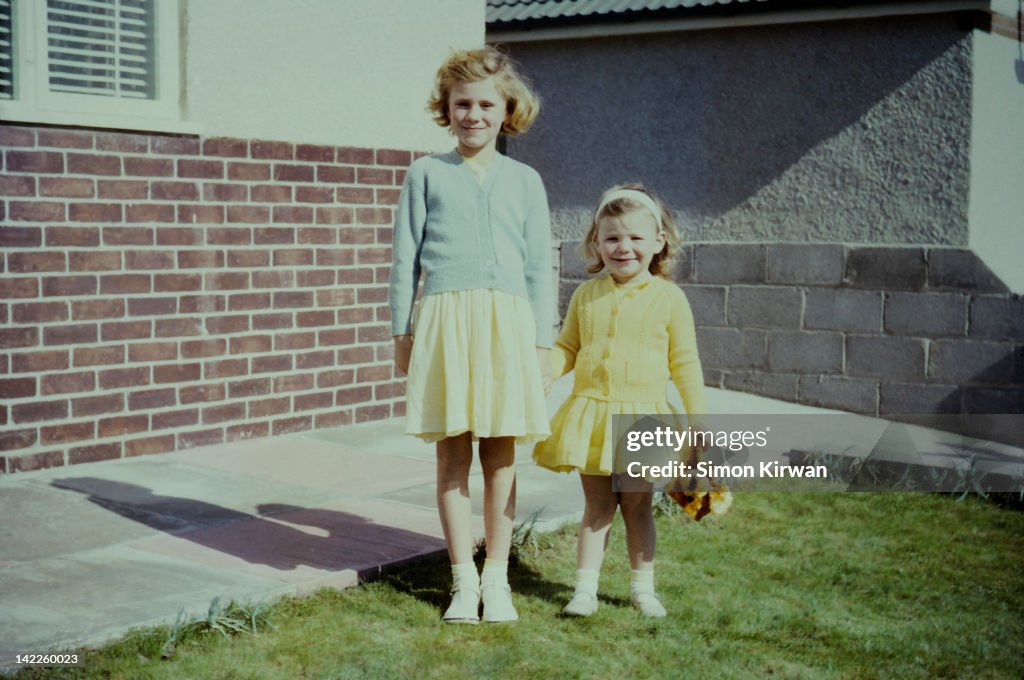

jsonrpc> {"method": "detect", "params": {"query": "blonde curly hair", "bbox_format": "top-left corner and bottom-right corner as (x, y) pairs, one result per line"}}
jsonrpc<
(581, 183), (681, 279)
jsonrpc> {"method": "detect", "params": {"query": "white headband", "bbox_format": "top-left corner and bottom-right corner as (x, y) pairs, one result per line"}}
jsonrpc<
(595, 189), (663, 231)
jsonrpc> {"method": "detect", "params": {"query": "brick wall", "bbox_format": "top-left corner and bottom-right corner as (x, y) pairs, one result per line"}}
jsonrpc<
(0, 124), (418, 474)
(560, 242), (1024, 416)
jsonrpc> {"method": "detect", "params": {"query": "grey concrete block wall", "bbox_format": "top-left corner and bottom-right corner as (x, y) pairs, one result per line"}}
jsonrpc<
(557, 242), (1023, 417)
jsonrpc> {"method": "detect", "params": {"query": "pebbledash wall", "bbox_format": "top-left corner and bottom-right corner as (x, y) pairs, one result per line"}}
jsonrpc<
(0, 125), (426, 473)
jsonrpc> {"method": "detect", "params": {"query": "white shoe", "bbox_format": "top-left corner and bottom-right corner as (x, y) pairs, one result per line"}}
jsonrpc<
(562, 592), (598, 617)
(630, 591), (667, 618)
(442, 586), (480, 624)
(481, 581), (518, 622)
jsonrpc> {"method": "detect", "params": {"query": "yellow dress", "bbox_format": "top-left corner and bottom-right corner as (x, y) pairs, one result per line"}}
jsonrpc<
(403, 152), (550, 443)
(533, 274), (707, 475)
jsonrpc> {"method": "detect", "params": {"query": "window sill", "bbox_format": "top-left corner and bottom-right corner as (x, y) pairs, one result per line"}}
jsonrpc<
(0, 107), (204, 137)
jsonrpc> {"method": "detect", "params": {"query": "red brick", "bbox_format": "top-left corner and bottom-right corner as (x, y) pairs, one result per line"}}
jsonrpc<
(254, 227), (295, 244)
(69, 251), (121, 271)
(273, 164), (315, 182)
(205, 315), (250, 335)
(38, 130), (93, 149)
(100, 415), (149, 437)
(203, 403), (245, 424)
(297, 144), (335, 162)
(0, 126), (36, 147)
(203, 183), (247, 202)
(209, 227), (253, 245)
(273, 291), (313, 308)
(104, 227), (154, 246)
(154, 273), (202, 292)
(69, 203), (122, 222)
(69, 443), (121, 465)
(272, 416), (312, 436)
(251, 185), (292, 203)
(151, 136), (199, 155)
(72, 299), (124, 320)
(39, 177), (94, 198)
(125, 435), (175, 456)
(228, 162), (270, 181)
(67, 153), (121, 176)
(227, 422), (269, 441)
(100, 274), (151, 295)
(252, 312), (292, 330)
(205, 272), (249, 290)
(272, 206), (314, 224)
(98, 180), (148, 200)
(72, 393), (124, 417)
(226, 206), (269, 224)
(47, 226), (100, 247)
(178, 250), (224, 268)
(228, 250), (270, 267)
(358, 325), (391, 342)
(316, 249), (355, 266)
(253, 270), (295, 289)
(155, 318), (202, 337)
(126, 203), (176, 223)
(338, 227), (376, 245)
(356, 403), (391, 423)
(181, 339), (226, 358)
(296, 186), (333, 203)
(12, 399), (69, 422)
(253, 355), (292, 373)
(42, 276), (97, 297)
(296, 350), (334, 370)
(376, 149), (412, 166)
(128, 297), (177, 316)
(336, 187), (374, 204)
(298, 227), (336, 245)
(8, 252), (66, 273)
(357, 287), (388, 304)
(203, 137), (248, 157)
(377, 188), (401, 205)
(96, 132), (149, 153)
(316, 207), (355, 224)
(101, 320), (152, 341)
(357, 364), (392, 383)
(7, 151), (64, 173)
(336, 385), (372, 405)
(252, 141), (293, 160)
(317, 289), (356, 307)
(357, 167), (393, 185)
(127, 250), (175, 270)
(74, 346), (124, 367)
(317, 369), (355, 388)
(204, 359), (248, 380)
(228, 293), (271, 311)
(178, 205), (224, 224)
(319, 328), (357, 346)
(230, 335), (272, 354)
(11, 201), (65, 221)
(181, 383), (227, 403)
(128, 388), (176, 411)
(392, 400), (406, 417)
(0, 278), (40, 299)
(229, 377), (271, 398)
(7, 451), (65, 472)
(275, 332), (316, 350)
(128, 342), (177, 362)
(43, 324), (97, 346)
(178, 159), (224, 179)
(337, 147), (374, 164)
(273, 374), (314, 393)
(153, 409), (199, 430)
(297, 270), (334, 287)
(0, 376), (36, 400)
(295, 391), (333, 411)
(41, 421), (95, 445)
(357, 247), (391, 265)
(357, 207), (392, 225)
(375, 228), (392, 244)
(0, 428), (38, 452)
(316, 410), (353, 428)
(99, 367), (150, 389)
(2, 227), (43, 248)
(179, 295), (226, 314)
(317, 166), (356, 183)
(153, 363), (201, 384)
(297, 310), (334, 328)
(124, 157), (174, 177)
(156, 227), (203, 246)
(249, 397), (289, 418)
(151, 180), (198, 201)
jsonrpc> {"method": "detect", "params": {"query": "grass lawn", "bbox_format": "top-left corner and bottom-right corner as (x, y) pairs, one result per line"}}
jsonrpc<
(15, 493), (1024, 679)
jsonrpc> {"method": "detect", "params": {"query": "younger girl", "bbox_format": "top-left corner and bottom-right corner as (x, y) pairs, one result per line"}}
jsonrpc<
(533, 184), (706, 618)
(388, 47), (554, 624)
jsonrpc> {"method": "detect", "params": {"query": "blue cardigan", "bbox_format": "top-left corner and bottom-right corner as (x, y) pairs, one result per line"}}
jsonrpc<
(388, 150), (555, 347)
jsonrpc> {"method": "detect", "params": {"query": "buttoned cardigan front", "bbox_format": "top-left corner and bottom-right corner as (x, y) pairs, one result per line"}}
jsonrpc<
(388, 150), (554, 347)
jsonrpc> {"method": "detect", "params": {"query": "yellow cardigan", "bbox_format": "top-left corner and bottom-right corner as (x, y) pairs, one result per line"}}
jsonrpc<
(550, 274), (707, 416)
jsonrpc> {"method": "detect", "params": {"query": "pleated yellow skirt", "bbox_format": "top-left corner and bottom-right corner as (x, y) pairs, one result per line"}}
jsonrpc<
(404, 288), (550, 443)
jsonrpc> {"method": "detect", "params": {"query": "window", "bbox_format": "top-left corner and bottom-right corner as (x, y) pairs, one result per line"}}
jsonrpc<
(0, 0), (185, 132)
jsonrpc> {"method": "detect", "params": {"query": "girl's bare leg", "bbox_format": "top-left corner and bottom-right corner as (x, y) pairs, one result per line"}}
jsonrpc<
(563, 473), (618, 616)
(478, 436), (519, 622)
(619, 488), (665, 617)
(436, 432), (474, 565)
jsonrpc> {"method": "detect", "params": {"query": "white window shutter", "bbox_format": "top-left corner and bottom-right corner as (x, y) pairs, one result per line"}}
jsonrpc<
(0, 0), (13, 100)
(45, 0), (154, 100)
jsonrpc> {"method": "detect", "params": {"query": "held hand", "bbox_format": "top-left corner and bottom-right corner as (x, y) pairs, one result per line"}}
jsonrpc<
(536, 346), (553, 395)
(394, 335), (413, 376)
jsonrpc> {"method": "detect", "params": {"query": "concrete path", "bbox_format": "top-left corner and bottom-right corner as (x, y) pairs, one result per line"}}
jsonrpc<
(1, 379), (1021, 669)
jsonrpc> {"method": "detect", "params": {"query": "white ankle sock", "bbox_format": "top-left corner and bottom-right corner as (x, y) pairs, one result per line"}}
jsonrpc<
(451, 562), (479, 591)
(481, 558), (508, 586)
(574, 568), (600, 596)
(630, 568), (655, 595)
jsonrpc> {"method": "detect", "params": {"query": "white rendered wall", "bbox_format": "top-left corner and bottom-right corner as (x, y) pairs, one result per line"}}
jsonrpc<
(183, 0), (484, 151)
(968, 27), (1024, 293)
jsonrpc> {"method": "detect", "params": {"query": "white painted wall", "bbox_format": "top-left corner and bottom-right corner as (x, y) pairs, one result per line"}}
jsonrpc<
(183, 0), (484, 151)
(968, 27), (1024, 293)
